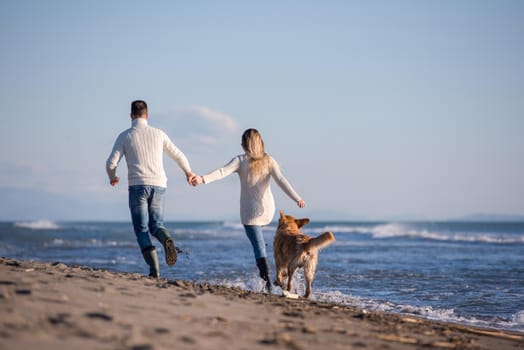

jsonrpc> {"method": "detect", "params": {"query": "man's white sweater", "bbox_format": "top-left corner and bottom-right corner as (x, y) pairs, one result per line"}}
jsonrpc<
(106, 118), (191, 187)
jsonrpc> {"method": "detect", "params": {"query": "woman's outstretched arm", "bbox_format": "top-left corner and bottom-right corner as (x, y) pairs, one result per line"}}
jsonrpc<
(191, 156), (241, 186)
(270, 157), (306, 208)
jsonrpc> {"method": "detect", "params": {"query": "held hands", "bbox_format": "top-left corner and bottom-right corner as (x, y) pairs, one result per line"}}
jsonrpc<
(186, 172), (196, 186)
(187, 173), (203, 187)
(190, 175), (204, 187)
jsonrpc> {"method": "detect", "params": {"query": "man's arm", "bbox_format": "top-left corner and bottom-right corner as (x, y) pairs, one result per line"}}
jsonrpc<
(163, 133), (194, 184)
(106, 135), (124, 186)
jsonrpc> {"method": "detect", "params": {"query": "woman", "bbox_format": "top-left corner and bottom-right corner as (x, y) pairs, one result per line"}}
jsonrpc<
(192, 128), (305, 292)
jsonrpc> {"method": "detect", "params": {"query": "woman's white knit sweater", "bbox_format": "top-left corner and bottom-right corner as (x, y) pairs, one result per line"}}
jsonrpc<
(202, 154), (302, 225)
(106, 118), (191, 187)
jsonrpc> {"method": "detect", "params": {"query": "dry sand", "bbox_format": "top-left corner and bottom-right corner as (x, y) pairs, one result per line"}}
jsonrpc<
(1, 257), (523, 350)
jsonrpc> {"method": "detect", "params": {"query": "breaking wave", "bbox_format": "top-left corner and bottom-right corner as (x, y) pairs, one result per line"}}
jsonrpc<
(310, 223), (524, 244)
(205, 273), (524, 332)
(44, 238), (134, 248)
(14, 220), (62, 230)
(313, 290), (524, 332)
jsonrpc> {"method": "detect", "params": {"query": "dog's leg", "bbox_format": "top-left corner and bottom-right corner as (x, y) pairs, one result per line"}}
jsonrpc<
(275, 267), (285, 287)
(303, 255), (318, 298)
(286, 264), (298, 292)
(273, 247), (284, 287)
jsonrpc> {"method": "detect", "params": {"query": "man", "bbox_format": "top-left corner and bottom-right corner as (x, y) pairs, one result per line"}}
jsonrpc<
(106, 100), (195, 278)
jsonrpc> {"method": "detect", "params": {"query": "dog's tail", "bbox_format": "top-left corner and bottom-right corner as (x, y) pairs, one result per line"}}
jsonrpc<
(305, 231), (335, 250)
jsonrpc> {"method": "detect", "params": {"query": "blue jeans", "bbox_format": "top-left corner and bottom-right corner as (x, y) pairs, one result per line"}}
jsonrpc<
(129, 185), (166, 252)
(243, 225), (267, 259)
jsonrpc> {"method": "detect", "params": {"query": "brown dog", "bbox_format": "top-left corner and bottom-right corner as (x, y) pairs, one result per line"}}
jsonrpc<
(273, 211), (335, 298)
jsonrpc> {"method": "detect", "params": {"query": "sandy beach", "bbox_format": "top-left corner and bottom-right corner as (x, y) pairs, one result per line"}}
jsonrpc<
(0, 257), (522, 350)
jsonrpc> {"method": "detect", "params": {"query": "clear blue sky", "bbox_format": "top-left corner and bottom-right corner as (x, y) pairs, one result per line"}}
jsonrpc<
(1, 0), (523, 221)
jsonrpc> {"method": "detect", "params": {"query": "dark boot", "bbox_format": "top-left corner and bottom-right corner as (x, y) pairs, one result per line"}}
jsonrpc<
(154, 228), (177, 266)
(256, 257), (272, 294)
(142, 246), (160, 278)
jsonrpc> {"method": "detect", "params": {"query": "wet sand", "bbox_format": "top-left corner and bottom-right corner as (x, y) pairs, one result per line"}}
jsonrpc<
(0, 257), (522, 350)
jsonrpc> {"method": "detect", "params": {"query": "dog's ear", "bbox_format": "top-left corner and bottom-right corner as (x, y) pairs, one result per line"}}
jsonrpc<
(279, 211), (286, 221)
(296, 218), (310, 228)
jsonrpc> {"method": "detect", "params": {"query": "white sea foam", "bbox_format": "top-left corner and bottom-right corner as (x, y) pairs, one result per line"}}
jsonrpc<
(313, 289), (524, 331)
(512, 310), (524, 326)
(210, 273), (267, 292)
(307, 223), (524, 244)
(15, 220), (61, 230)
(44, 239), (132, 248)
(306, 225), (372, 235)
(177, 221), (246, 236)
(189, 272), (524, 332)
(181, 228), (245, 238)
(415, 231), (524, 244)
(305, 223), (412, 237)
(222, 221), (245, 230)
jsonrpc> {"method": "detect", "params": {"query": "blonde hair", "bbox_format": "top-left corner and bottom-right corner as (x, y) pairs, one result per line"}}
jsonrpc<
(242, 129), (270, 184)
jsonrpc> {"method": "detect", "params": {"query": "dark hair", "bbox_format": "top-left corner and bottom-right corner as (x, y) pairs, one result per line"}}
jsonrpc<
(131, 100), (148, 117)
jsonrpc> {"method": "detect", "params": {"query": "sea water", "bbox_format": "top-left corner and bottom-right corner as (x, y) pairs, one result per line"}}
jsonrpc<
(1, 220), (523, 332)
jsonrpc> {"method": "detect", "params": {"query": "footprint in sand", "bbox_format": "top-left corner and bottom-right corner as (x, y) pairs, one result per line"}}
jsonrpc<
(84, 312), (113, 321)
(179, 292), (197, 298)
(15, 289), (32, 295)
(48, 313), (73, 326)
(279, 319), (304, 332)
(180, 335), (196, 344)
(259, 332), (301, 349)
(84, 285), (105, 292)
(0, 280), (16, 285)
(282, 310), (304, 318)
(130, 345), (154, 350)
(154, 327), (170, 334)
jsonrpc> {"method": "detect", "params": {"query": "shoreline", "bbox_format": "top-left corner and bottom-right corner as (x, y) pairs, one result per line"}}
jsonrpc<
(1, 257), (523, 350)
